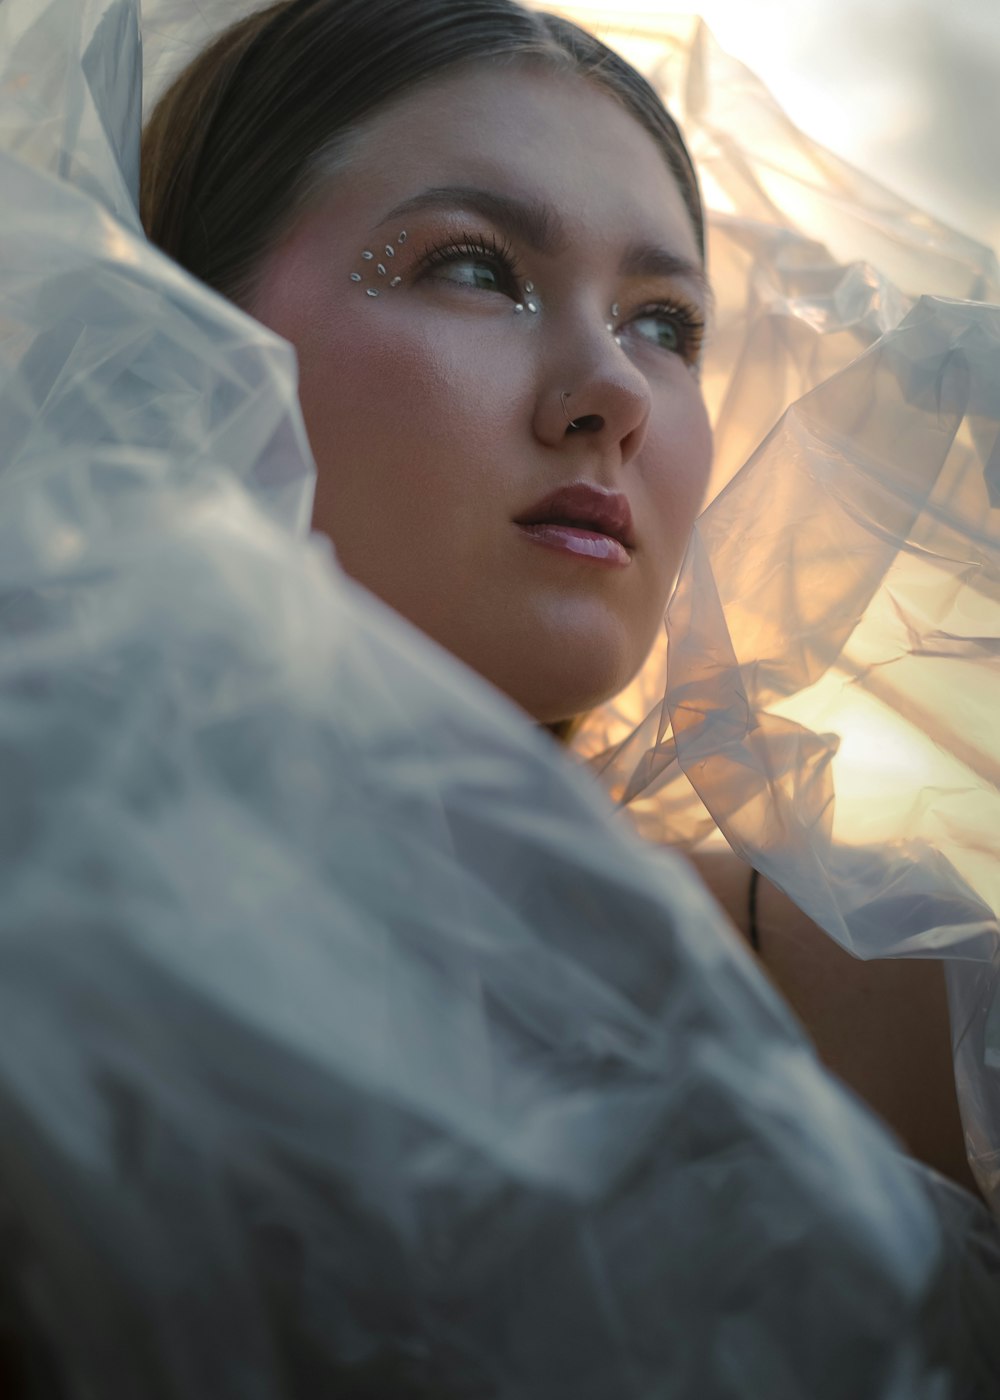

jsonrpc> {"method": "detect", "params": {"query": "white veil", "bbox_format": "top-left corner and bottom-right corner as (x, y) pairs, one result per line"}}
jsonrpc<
(0, 1), (998, 1395)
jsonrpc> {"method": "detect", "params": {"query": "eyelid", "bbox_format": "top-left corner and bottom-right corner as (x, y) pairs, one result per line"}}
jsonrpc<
(626, 290), (705, 323)
(418, 227), (523, 286)
(623, 297), (707, 363)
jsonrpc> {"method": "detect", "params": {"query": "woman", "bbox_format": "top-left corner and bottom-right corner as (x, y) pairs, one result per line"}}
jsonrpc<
(1, 0), (998, 1394)
(141, 0), (713, 736)
(142, 0), (977, 1196)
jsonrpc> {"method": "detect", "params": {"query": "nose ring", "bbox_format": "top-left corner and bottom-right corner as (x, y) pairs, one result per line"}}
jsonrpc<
(560, 391), (580, 429)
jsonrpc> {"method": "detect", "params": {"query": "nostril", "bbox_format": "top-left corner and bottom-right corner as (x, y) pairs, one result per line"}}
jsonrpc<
(567, 414), (604, 433)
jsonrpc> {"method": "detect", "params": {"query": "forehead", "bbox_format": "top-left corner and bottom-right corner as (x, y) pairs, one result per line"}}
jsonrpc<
(341, 62), (700, 264)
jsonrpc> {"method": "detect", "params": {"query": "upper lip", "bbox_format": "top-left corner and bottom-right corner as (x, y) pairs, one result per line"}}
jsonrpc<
(514, 482), (635, 550)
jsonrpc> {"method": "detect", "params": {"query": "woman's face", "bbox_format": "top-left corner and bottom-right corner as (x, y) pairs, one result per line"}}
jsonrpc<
(249, 62), (713, 725)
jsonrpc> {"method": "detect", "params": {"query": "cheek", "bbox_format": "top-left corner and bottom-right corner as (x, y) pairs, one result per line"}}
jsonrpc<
(645, 388), (713, 559)
(291, 306), (527, 565)
(296, 310), (440, 459)
(249, 229), (512, 495)
(309, 325), (489, 455)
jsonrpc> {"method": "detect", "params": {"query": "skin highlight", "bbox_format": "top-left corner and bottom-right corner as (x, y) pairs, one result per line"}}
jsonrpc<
(246, 62), (713, 726)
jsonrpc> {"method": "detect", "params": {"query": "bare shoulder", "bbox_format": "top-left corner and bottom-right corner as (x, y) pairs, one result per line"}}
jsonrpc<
(687, 845), (980, 1197)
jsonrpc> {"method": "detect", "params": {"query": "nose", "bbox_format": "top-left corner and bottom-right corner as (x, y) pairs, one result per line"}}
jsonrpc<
(535, 316), (652, 463)
(565, 412), (602, 434)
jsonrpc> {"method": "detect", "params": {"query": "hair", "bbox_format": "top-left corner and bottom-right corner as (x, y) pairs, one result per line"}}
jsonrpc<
(142, 0), (704, 303)
(141, 0), (706, 744)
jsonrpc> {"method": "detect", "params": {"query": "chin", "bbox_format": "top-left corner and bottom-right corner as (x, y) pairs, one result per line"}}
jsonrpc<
(509, 647), (646, 727)
(433, 601), (661, 730)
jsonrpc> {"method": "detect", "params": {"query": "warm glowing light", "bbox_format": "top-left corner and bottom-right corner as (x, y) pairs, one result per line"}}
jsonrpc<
(530, 2), (1000, 256)
(772, 667), (996, 902)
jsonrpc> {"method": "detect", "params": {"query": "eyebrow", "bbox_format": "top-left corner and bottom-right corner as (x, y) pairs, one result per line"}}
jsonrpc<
(376, 184), (711, 304)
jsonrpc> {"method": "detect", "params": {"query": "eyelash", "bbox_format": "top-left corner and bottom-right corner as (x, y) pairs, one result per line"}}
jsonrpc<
(421, 229), (524, 289)
(418, 229), (706, 363)
(636, 299), (707, 364)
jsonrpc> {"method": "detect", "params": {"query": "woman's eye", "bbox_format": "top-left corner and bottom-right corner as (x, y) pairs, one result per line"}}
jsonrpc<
(631, 306), (704, 361)
(421, 232), (522, 298)
(429, 255), (506, 293)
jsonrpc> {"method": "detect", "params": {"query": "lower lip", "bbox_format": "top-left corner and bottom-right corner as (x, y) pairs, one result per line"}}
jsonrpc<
(516, 522), (632, 566)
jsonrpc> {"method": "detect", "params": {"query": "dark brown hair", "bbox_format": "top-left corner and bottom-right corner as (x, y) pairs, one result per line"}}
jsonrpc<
(141, 0), (704, 306)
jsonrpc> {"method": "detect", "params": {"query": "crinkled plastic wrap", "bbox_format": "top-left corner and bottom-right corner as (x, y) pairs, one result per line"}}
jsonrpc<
(1, 2), (999, 1397)
(545, 9), (1000, 1213)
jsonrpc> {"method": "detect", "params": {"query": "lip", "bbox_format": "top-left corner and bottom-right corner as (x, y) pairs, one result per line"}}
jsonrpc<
(515, 521), (631, 566)
(513, 482), (635, 550)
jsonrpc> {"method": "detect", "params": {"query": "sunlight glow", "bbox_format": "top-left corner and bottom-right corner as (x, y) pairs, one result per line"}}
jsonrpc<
(531, 2), (1000, 256)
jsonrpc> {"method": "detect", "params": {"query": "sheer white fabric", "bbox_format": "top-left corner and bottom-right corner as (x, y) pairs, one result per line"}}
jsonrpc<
(0, 1), (998, 1395)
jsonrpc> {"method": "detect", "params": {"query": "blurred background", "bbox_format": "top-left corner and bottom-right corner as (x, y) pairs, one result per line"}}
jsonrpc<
(537, 1), (1000, 260)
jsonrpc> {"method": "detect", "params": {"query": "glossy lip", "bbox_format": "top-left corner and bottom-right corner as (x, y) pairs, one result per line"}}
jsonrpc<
(513, 482), (635, 550)
(516, 522), (631, 566)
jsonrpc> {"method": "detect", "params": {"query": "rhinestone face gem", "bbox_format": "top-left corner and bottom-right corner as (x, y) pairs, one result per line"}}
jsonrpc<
(398, 231), (407, 243)
(366, 288), (379, 297)
(377, 263), (386, 275)
(385, 245), (395, 257)
(513, 303), (525, 313)
(611, 302), (620, 317)
(526, 301), (538, 313)
(389, 276), (402, 287)
(350, 273), (362, 282)
(361, 250), (374, 260)
(524, 280), (534, 294)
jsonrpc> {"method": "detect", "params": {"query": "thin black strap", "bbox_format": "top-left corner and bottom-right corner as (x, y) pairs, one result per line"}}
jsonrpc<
(747, 866), (761, 952)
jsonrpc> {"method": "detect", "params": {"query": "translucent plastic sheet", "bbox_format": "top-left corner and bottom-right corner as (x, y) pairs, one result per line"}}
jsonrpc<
(535, 8), (1000, 1213)
(1, 2), (1000, 1396)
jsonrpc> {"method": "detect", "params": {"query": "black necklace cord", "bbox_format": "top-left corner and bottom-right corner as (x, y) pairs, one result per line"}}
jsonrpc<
(748, 866), (761, 953)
